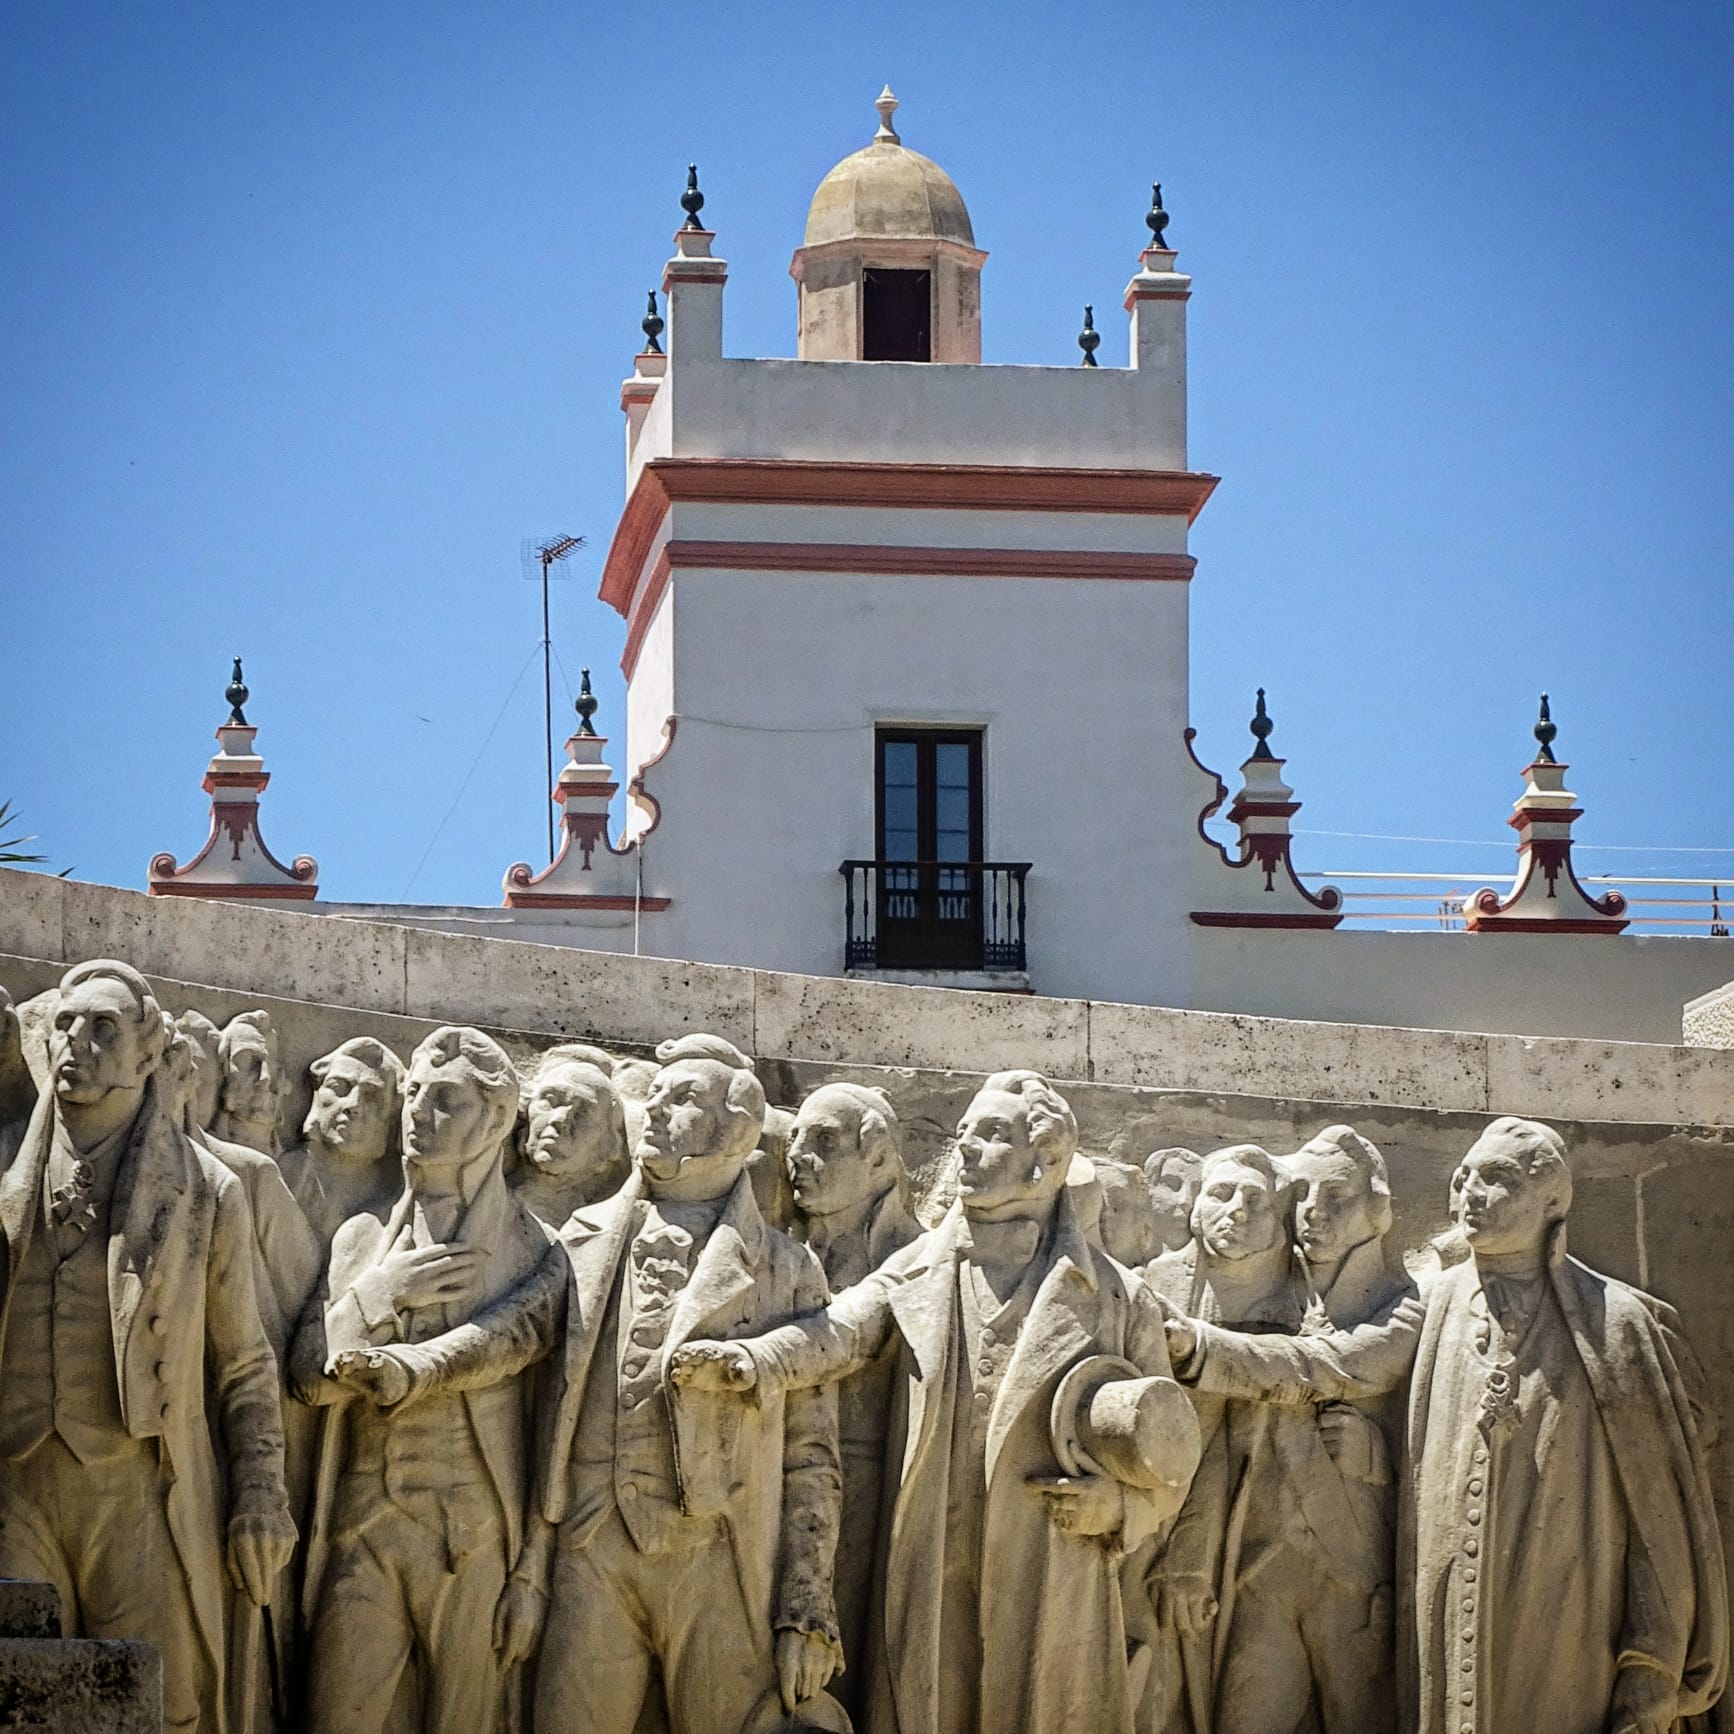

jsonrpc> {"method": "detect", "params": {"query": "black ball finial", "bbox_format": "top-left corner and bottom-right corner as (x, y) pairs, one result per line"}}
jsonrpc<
(575, 667), (600, 738)
(680, 163), (706, 231)
(225, 656), (249, 726)
(1078, 304), (1101, 367)
(1249, 687), (1276, 760)
(1534, 692), (1558, 764)
(1146, 181), (1170, 247)
(641, 290), (665, 355)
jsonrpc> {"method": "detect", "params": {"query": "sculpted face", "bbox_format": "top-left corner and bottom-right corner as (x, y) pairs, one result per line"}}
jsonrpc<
(636, 1058), (746, 1192)
(1193, 1157), (1285, 1261)
(52, 978), (155, 1108)
(1147, 1152), (1202, 1252)
(403, 1059), (498, 1181)
(786, 1090), (880, 1218)
(1096, 1164), (1158, 1267)
(1290, 1147), (1381, 1265)
(955, 1088), (1045, 1215)
(1452, 1132), (1556, 1259)
(306, 1055), (395, 1167)
(525, 1067), (615, 1179)
(222, 1027), (278, 1127)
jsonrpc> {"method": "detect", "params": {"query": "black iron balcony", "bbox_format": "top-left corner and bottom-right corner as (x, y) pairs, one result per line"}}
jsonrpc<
(839, 860), (1031, 973)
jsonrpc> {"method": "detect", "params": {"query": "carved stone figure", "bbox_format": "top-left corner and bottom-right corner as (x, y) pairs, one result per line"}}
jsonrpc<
(1143, 1147), (1202, 1255)
(174, 1009), (225, 1131)
(0, 959), (296, 1733)
(214, 1010), (286, 1156)
(748, 1101), (799, 1230)
(0, 986), (36, 1166)
(278, 1037), (407, 1251)
(783, 1082), (922, 1715)
(290, 1023), (551, 1734)
(342, 1032), (845, 1734)
(1165, 1117), (1730, 1734)
(511, 1042), (631, 1227)
(676, 1069), (1200, 1734)
(1095, 1157), (1160, 1268)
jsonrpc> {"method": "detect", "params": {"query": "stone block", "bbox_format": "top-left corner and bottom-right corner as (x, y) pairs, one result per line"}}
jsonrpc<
(0, 1580), (59, 1641)
(752, 968), (1090, 1079)
(1485, 1032), (1734, 1128)
(0, 870), (64, 965)
(0, 1634), (160, 1733)
(404, 928), (755, 1052)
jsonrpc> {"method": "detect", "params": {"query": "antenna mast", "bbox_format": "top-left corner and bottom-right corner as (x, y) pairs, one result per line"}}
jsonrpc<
(533, 534), (584, 862)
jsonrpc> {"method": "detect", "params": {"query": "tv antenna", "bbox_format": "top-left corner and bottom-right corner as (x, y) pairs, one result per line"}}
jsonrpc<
(523, 534), (585, 862)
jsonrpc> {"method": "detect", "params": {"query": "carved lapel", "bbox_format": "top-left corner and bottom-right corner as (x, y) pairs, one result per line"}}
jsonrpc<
(665, 1173), (765, 1362)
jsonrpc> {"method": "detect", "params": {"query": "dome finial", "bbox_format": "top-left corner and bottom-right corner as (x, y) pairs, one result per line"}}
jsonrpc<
(874, 84), (900, 145)
(680, 164), (705, 231)
(1146, 181), (1170, 248)
(641, 289), (664, 354)
(575, 668), (599, 738)
(1249, 687), (1276, 761)
(226, 656), (249, 726)
(1077, 305), (1100, 366)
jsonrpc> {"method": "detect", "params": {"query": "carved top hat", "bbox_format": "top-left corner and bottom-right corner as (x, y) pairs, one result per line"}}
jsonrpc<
(742, 1687), (854, 1734)
(1049, 1354), (1203, 1492)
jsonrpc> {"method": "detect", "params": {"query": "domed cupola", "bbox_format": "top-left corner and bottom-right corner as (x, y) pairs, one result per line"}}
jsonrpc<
(790, 88), (987, 363)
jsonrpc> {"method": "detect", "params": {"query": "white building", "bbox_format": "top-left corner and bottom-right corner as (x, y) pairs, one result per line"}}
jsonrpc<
(152, 92), (1734, 1045)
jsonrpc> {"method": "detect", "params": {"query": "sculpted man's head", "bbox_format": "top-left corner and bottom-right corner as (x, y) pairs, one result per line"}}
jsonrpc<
(1288, 1125), (1392, 1266)
(51, 960), (167, 1112)
(305, 1036), (406, 1169)
(521, 1043), (629, 1190)
(1192, 1144), (1291, 1262)
(1094, 1158), (1160, 1267)
(1451, 1116), (1572, 1260)
(1144, 1147), (1203, 1253)
(174, 1010), (223, 1130)
(217, 1010), (283, 1142)
(786, 1083), (904, 1221)
(955, 1070), (1079, 1221)
(636, 1033), (766, 1202)
(401, 1025), (519, 1190)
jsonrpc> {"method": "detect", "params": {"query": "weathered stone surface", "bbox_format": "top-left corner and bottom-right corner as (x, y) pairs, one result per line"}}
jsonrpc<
(1686, 979), (1734, 1049)
(0, 1580), (59, 1641)
(0, 1634), (161, 1733)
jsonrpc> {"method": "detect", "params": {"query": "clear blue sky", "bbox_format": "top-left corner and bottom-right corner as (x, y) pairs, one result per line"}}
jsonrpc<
(3, 1), (1731, 908)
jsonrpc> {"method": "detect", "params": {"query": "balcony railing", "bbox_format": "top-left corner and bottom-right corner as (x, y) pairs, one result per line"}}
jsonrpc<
(840, 860), (1031, 972)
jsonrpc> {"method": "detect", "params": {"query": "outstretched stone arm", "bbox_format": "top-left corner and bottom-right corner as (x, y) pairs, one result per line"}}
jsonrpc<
(772, 1248), (844, 1646)
(743, 1267), (901, 1397)
(1173, 1293), (1425, 1406)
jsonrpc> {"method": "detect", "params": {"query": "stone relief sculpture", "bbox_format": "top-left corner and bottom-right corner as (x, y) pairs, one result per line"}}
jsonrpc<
(289, 1024), (550, 1734)
(782, 1082), (922, 1715)
(214, 1009), (287, 1156)
(1163, 1116), (1730, 1734)
(278, 1036), (407, 1251)
(0, 955), (1729, 1734)
(510, 1041), (632, 1228)
(674, 1070), (1202, 1734)
(1144, 1146), (1203, 1256)
(0, 960), (296, 1734)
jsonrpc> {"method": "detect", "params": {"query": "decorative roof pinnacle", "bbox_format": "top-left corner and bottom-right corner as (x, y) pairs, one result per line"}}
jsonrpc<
(575, 668), (600, 738)
(680, 164), (706, 231)
(1249, 687), (1276, 761)
(1146, 181), (1170, 248)
(641, 289), (665, 354)
(1533, 692), (1558, 764)
(225, 656), (249, 726)
(1078, 304), (1100, 366)
(874, 84), (900, 145)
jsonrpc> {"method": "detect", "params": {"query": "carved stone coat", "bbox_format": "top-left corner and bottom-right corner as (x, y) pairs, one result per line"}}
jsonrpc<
(0, 1078), (290, 1733)
(378, 1167), (844, 1644)
(750, 1193), (1184, 1734)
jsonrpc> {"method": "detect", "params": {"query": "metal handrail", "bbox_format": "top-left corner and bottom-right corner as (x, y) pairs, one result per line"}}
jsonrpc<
(839, 859), (1033, 971)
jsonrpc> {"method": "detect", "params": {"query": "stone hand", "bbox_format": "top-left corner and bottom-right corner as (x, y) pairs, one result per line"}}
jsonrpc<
(774, 1628), (839, 1713)
(669, 1340), (758, 1392)
(1028, 1473), (1125, 1539)
(1153, 1573), (1219, 1634)
(492, 1576), (548, 1667)
(1608, 1664), (1679, 1734)
(330, 1348), (412, 1407)
(355, 1225), (486, 1318)
(1317, 1402), (1387, 1483)
(226, 1507), (297, 1607)
(1159, 1305), (1199, 1363)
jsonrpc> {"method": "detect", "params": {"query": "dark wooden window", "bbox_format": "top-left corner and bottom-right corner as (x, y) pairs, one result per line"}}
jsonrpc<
(862, 268), (932, 361)
(875, 728), (983, 966)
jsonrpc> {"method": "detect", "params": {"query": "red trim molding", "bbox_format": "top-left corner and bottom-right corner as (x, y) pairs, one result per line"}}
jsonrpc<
(1190, 911), (1343, 930)
(151, 881), (318, 901)
(600, 458), (1218, 614)
(619, 542), (1196, 677)
(503, 894), (672, 912)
